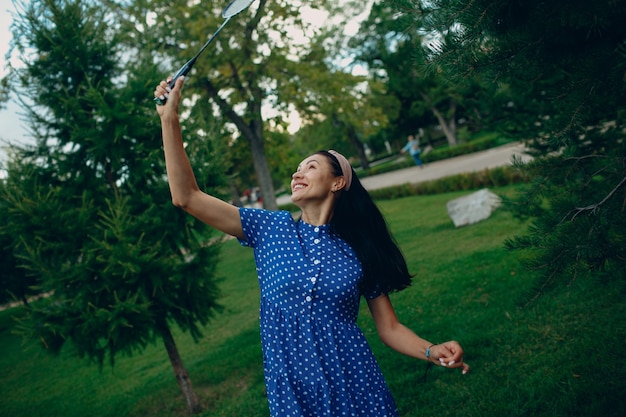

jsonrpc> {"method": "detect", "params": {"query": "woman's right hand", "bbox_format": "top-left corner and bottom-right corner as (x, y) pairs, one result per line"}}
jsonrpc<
(154, 76), (185, 119)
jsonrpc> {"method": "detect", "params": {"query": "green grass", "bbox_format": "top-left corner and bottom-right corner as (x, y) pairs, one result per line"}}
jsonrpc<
(1, 186), (625, 416)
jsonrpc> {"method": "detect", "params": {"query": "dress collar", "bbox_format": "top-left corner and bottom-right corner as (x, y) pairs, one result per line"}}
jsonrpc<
(297, 218), (330, 236)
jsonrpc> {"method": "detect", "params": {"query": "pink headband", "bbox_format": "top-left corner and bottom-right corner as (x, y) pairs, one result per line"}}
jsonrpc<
(328, 150), (352, 191)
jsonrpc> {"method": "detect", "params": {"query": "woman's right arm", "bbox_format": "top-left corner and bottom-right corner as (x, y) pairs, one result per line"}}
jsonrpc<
(155, 77), (244, 239)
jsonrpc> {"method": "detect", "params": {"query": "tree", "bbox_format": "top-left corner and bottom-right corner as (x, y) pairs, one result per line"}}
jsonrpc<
(118, 0), (374, 208)
(349, 0), (494, 148)
(411, 0), (626, 297)
(225, 123), (297, 201)
(288, 52), (391, 169)
(3, 0), (229, 412)
(0, 167), (39, 307)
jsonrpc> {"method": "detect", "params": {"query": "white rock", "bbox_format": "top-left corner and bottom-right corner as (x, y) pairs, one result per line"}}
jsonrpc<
(446, 188), (502, 227)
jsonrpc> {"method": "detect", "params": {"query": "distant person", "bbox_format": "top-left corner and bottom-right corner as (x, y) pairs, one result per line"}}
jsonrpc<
(401, 134), (424, 167)
(154, 76), (469, 417)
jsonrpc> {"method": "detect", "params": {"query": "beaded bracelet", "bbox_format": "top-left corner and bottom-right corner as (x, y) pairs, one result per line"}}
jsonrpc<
(425, 344), (435, 363)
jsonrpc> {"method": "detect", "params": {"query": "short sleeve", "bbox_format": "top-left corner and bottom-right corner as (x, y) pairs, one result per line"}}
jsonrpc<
(237, 207), (294, 249)
(361, 283), (385, 300)
(238, 207), (264, 248)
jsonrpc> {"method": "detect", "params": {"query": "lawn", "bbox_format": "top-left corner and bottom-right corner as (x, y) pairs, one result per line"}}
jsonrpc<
(1, 186), (624, 416)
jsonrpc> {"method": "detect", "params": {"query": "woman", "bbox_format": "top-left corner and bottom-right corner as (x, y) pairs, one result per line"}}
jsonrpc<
(154, 77), (470, 416)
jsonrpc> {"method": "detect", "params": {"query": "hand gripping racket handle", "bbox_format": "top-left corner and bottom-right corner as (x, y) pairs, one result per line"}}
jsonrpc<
(154, 58), (195, 106)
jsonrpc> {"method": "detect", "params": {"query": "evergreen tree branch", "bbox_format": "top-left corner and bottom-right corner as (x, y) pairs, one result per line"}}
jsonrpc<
(568, 176), (626, 221)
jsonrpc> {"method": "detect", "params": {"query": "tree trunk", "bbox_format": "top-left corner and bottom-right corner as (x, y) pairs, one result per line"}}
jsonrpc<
(331, 115), (369, 170)
(228, 177), (243, 207)
(202, 81), (278, 211)
(346, 124), (369, 170)
(420, 91), (458, 147)
(431, 104), (458, 147)
(248, 119), (278, 210)
(447, 101), (457, 142)
(158, 319), (202, 414)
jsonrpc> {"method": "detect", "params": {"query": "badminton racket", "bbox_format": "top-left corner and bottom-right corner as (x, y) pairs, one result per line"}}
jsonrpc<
(154, 0), (256, 105)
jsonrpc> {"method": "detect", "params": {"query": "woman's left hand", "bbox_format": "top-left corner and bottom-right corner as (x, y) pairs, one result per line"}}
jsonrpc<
(432, 341), (470, 374)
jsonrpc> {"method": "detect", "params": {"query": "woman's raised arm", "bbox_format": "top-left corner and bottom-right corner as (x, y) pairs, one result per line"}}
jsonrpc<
(155, 77), (244, 239)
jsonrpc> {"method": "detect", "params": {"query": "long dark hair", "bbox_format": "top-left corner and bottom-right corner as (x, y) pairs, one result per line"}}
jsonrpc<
(318, 151), (413, 295)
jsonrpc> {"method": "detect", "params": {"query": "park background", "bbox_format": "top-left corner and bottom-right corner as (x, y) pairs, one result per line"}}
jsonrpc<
(1, 0), (625, 416)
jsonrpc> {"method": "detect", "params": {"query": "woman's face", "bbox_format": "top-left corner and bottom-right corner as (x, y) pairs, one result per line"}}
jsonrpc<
(290, 154), (340, 204)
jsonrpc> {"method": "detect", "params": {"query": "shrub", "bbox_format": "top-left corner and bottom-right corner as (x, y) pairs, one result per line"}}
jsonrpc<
(367, 166), (529, 201)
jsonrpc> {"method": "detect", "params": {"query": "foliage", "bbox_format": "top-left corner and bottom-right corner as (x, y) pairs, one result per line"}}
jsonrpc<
(0, 173), (39, 306)
(420, 133), (512, 163)
(348, 0), (507, 150)
(289, 40), (391, 168)
(413, 0), (626, 296)
(349, 1), (433, 137)
(368, 165), (528, 200)
(225, 126), (297, 200)
(114, 0), (373, 208)
(2, 0), (225, 373)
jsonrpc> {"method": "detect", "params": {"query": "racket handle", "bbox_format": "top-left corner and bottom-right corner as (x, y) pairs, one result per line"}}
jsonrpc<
(154, 60), (194, 105)
(154, 96), (166, 105)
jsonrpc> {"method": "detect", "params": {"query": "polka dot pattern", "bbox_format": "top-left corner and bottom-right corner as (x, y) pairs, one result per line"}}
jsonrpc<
(239, 208), (398, 417)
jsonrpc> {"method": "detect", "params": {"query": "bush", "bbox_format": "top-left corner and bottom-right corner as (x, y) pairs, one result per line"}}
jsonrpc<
(421, 134), (512, 163)
(367, 166), (529, 201)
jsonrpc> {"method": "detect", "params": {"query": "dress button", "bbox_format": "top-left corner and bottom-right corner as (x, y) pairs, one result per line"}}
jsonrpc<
(311, 277), (317, 283)
(314, 227), (319, 232)
(313, 259), (320, 265)
(305, 296), (312, 302)
(314, 239), (320, 244)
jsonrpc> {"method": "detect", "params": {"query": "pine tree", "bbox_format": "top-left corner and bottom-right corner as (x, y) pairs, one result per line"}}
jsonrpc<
(0, 166), (39, 306)
(409, 0), (626, 299)
(2, 0), (229, 412)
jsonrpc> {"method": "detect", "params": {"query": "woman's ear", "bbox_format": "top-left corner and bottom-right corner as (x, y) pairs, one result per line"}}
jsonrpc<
(333, 176), (347, 192)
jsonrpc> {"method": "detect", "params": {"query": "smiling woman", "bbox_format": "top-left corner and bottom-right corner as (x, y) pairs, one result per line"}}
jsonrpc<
(154, 75), (470, 416)
(289, 151), (351, 210)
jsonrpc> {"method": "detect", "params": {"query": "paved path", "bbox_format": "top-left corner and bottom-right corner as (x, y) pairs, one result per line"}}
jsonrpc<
(360, 141), (530, 190)
(277, 142), (530, 205)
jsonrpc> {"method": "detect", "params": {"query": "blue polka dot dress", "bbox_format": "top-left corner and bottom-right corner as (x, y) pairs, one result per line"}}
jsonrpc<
(238, 208), (398, 417)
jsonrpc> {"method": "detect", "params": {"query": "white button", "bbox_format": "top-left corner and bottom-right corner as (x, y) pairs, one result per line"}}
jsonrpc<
(305, 296), (312, 302)
(314, 239), (320, 244)
(311, 277), (317, 283)
(314, 227), (319, 232)
(313, 259), (320, 265)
